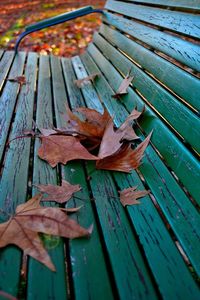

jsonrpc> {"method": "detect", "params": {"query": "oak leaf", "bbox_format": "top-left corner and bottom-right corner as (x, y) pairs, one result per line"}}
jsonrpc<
(0, 195), (91, 271)
(112, 71), (134, 99)
(96, 131), (152, 172)
(8, 75), (27, 86)
(38, 135), (98, 168)
(74, 73), (100, 88)
(35, 179), (81, 203)
(119, 186), (150, 206)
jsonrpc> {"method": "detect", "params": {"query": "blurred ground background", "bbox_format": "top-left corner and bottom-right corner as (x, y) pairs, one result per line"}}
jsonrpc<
(0, 0), (105, 57)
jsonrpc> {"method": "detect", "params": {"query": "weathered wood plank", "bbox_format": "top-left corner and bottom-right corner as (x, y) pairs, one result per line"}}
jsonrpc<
(103, 12), (200, 72)
(0, 52), (37, 297)
(0, 52), (26, 162)
(0, 51), (14, 91)
(105, 0), (200, 38)
(60, 56), (114, 300)
(124, 0), (200, 10)
(100, 24), (200, 112)
(81, 50), (200, 276)
(27, 55), (68, 300)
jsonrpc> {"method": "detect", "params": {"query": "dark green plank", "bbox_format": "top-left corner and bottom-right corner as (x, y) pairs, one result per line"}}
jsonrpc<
(124, 0), (200, 10)
(100, 24), (200, 112)
(93, 32), (200, 153)
(103, 12), (200, 72)
(105, 0), (200, 38)
(0, 52), (37, 297)
(27, 55), (68, 300)
(0, 52), (26, 161)
(60, 56), (114, 300)
(81, 50), (200, 276)
(74, 56), (200, 298)
(0, 51), (14, 91)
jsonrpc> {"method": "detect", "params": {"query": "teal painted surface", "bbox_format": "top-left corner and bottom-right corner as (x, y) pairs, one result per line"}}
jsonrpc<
(27, 55), (68, 300)
(26, 6), (93, 31)
(81, 49), (200, 276)
(124, 0), (200, 10)
(100, 24), (200, 112)
(0, 52), (37, 297)
(0, 51), (14, 91)
(105, 0), (200, 38)
(103, 12), (200, 72)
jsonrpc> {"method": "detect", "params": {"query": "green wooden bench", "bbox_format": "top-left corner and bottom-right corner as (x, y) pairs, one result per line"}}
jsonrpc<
(0, 0), (200, 299)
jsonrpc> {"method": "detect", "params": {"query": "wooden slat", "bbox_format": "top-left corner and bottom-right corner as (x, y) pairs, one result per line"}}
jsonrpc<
(82, 49), (200, 276)
(0, 50), (4, 59)
(100, 24), (200, 112)
(103, 12), (200, 72)
(0, 52), (37, 297)
(60, 56), (115, 300)
(105, 0), (200, 38)
(73, 55), (200, 299)
(94, 32), (200, 153)
(27, 55), (68, 300)
(124, 0), (200, 10)
(0, 51), (14, 91)
(0, 52), (26, 161)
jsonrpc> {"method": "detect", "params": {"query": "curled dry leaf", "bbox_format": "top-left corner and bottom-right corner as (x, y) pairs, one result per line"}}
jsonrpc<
(119, 186), (150, 207)
(0, 195), (92, 271)
(35, 179), (81, 203)
(8, 75), (27, 86)
(38, 135), (98, 168)
(74, 73), (100, 88)
(112, 71), (134, 99)
(96, 131), (152, 172)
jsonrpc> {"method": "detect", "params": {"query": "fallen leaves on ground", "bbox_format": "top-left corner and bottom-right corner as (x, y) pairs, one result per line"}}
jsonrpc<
(0, 194), (92, 271)
(7, 75), (27, 86)
(74, 73), (100, 88)
(112, 70), (134, 99)
(119, 186), (150, 206)
(35, 179), (81, 203)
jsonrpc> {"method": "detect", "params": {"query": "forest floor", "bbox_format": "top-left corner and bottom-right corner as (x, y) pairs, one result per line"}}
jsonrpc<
(0, 0), (103, 57)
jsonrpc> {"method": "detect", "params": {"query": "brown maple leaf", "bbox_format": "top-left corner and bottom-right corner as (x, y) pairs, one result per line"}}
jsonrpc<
(96, 131), (152, 172)
(35, 180), (81, 203)
(119, 186), (150, 206)
(8, 75), (27, 86)
(112, 70), (134, 99)
(74, 73), (100, 88)
(0, 195), (92, 271)
(38, 135), (98, 168)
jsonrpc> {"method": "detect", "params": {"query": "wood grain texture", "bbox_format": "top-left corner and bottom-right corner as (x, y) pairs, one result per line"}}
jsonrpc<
(123, 0), (200, 10)
(0, 51), (14, 91)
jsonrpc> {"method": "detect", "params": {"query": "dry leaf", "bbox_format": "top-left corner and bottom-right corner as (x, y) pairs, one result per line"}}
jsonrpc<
(38, 135), (98, 168)
(112, 71), (134, 99)
(96, 131), (152, 172)
(35, 179), (81, 203)
(8, 75), (27, 86)
(119, 186), (150, 206)
(74, 73), (100, 88)
(0, 195), (91, 271)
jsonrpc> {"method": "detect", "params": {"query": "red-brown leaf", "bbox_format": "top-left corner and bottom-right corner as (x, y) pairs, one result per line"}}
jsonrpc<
(112, 71), (134, 98)
(119, 186), (150, 206)
(74, 73), (100, 88)
(8, 75), (27, 86)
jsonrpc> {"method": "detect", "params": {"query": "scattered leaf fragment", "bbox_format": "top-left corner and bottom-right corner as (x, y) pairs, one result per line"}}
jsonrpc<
(35, 179), (81, 203)
(112, 71), (134, 99)
(119, 186), (150, 206)
(8, 75), (27, 86)
(38, 135), (98, 168)
(74, 73), (100, 88)
(0, 195), (91, 271)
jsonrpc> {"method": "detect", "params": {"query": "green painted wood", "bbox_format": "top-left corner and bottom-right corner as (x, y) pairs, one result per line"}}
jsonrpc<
(0, 52), (37, 297)
(81, 50), (200, 276)
(59, 56), (114, 300)
(73, 56), (200, 298)
(86, 163), (158, 300)
(123, 0), (200, 10)
(103, 12), (200, 72)
(0, 51), (14, 91)
(0, 52), (26, 162)
(105, 0), (200, 38)
(100, 24), (200, 112)
(27, 55), (68, 300)
(93, 33), (200, 153)
(0, 50), (3, 59)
